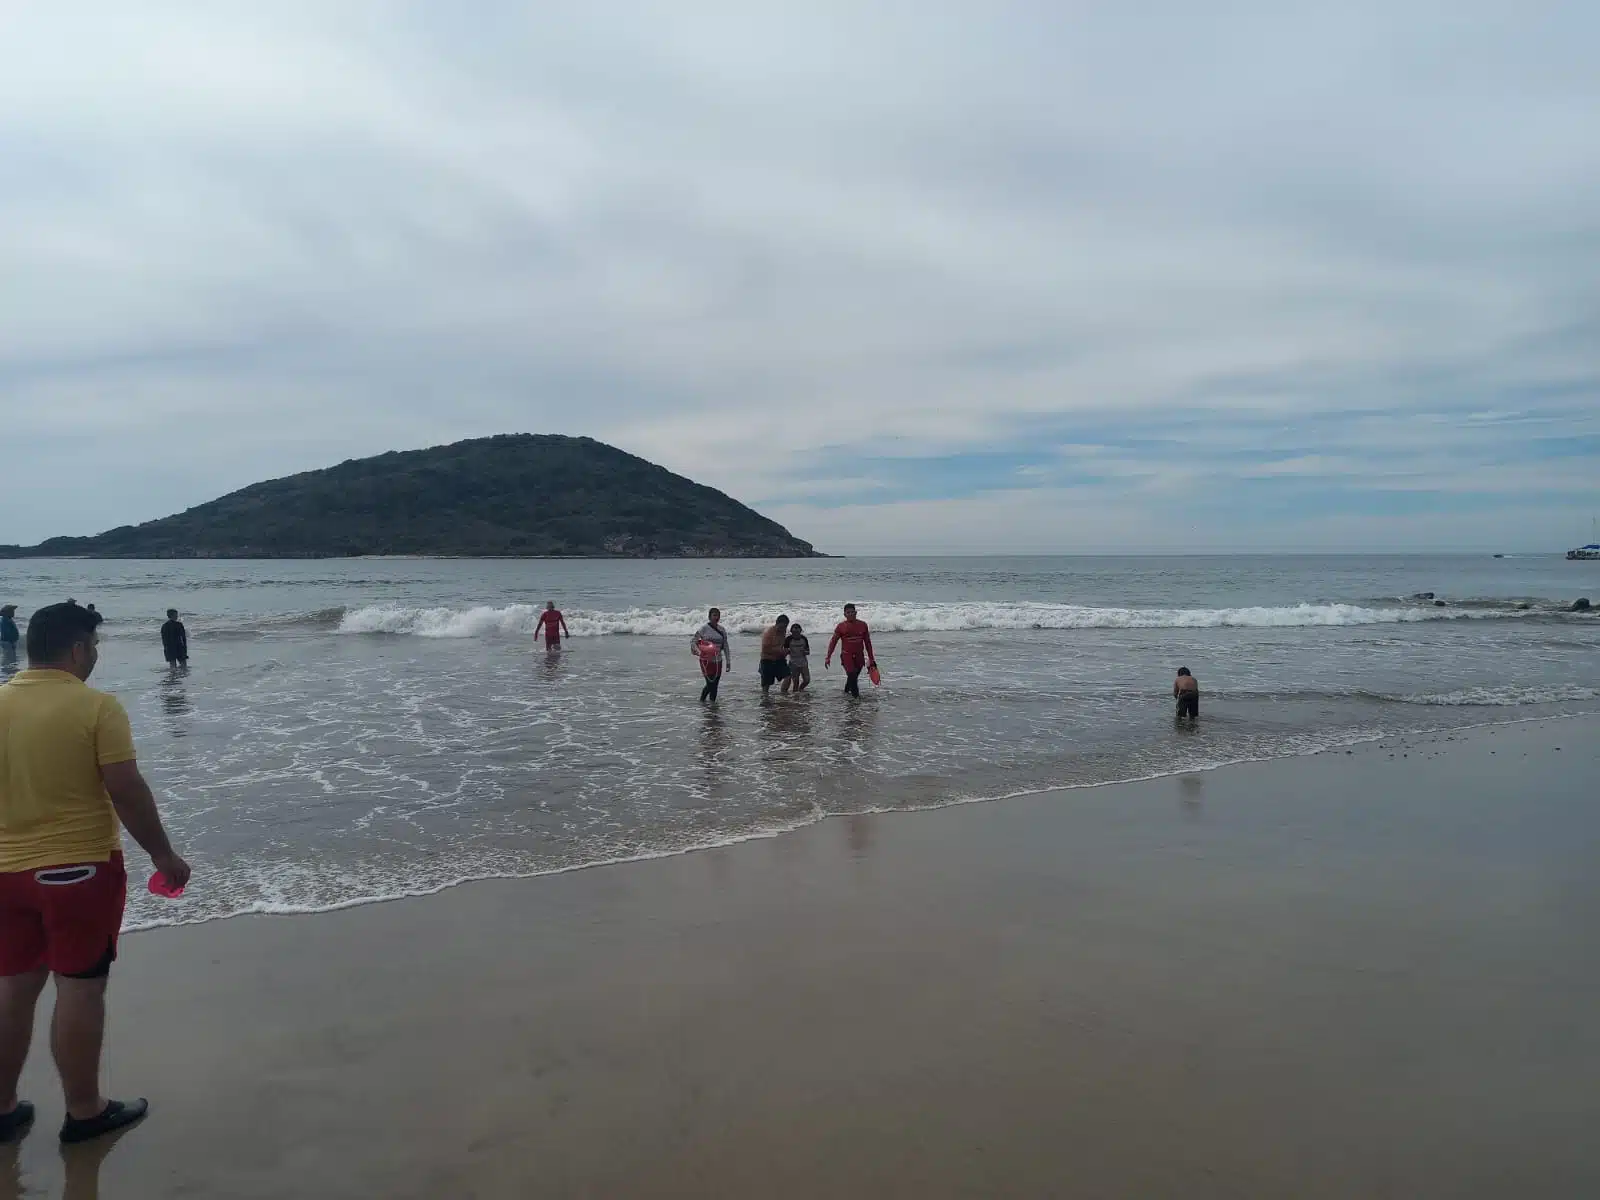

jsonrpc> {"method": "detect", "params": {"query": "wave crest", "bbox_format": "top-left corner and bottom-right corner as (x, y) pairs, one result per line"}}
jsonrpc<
(334, 599), (1570, 638)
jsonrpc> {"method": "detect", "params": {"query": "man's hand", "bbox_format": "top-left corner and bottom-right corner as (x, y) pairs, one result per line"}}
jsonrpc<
(153, 853), (192, 891)
(824, 657), (832, 669)
(101, 758), (187, 880)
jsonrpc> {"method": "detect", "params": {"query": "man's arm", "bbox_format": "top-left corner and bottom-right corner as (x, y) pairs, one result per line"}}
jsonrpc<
(100, 760), (191, 890)
(825, 628), (841, 665)
(863, 628), (876, 665)
(1173, 681), (1180, 698)
(560, 615), (570, 637)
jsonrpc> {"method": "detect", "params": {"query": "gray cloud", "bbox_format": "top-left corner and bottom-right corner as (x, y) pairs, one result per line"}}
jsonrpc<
(1, 2), (1595, 549)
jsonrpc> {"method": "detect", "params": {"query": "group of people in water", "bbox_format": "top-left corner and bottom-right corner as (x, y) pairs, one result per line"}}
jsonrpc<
(686, 604), (880, 703)
(1, 604), (189, 674)
(526, 598), (883, 704)
(7, 597), (1201, 718)
(525, 598), (1201, 717)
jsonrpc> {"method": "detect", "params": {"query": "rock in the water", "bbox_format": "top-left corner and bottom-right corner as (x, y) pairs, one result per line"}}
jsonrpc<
(1573, 597), (1592, 612)
(1411, 592), (1435, 600)
(1434, 600), (1447, 607)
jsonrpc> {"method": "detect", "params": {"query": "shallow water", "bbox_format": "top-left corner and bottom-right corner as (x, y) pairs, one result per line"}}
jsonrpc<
(1, 554), (1594, 929)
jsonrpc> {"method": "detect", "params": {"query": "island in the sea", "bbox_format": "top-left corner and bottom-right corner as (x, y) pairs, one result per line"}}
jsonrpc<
(0, 434), (824, 559)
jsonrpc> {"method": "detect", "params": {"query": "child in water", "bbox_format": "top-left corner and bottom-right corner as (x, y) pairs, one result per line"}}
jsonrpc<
(1173, 667), (1199, 722)
(784, 623), (811, 693)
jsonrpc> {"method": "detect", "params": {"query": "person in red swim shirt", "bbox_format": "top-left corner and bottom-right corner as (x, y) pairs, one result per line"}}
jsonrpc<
(534, 601), (569, 649)
(824, 603), (876, 698)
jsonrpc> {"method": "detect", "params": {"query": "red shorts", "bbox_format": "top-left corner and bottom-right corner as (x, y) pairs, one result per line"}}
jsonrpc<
(0, 854), (126, 978)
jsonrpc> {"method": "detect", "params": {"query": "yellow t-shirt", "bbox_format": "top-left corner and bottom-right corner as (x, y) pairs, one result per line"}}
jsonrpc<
(0, 669), (135, 873)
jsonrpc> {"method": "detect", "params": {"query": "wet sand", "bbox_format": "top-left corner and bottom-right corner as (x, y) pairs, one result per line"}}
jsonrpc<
(6, 717), (1597, 1198)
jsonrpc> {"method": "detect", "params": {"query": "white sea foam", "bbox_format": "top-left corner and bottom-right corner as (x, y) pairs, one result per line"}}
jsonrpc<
(123, 711), (1590, 935)
(337, 602), (545, 637)
(1378, 684), (1600, 707)
(336, 599), (1545, 638)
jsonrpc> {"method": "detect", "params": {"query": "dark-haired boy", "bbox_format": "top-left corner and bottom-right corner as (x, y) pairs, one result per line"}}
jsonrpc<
(1174, 667), (1199, 722)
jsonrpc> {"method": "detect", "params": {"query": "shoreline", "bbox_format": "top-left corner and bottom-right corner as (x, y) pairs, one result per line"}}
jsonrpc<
(121, 709), (1592, 936)
(6, 715), (1592, 1196)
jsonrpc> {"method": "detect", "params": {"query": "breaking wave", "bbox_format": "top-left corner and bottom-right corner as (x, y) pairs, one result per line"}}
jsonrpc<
(333, 599), (1577, 638)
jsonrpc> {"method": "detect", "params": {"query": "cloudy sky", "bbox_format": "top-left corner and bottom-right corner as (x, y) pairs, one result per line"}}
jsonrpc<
(2, 3), (1596, 553)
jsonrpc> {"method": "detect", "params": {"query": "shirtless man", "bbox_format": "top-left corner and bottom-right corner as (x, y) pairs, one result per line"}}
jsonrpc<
(825, 604), (876, 698)
(759, 615), (791, 697)
(1173, 667), (1199, 722)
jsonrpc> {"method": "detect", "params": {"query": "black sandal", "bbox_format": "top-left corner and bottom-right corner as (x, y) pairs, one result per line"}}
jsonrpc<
(59, 1098), (148, 1145)
(0, 1101), (34, 1143)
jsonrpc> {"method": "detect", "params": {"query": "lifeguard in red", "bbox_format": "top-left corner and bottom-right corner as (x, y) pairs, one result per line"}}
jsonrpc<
(824, 604), (876, 697)
(535, 602), (569, 648)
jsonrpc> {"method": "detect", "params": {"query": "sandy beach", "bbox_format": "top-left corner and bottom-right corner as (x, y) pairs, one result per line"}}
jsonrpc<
(4, 716), (1596, 1198)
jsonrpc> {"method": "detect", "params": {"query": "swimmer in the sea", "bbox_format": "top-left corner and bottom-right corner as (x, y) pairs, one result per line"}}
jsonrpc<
(1173, 666), (1199, 723)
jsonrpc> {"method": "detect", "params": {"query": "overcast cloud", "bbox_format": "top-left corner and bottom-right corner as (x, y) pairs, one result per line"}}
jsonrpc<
(2, 2), (1596, 552)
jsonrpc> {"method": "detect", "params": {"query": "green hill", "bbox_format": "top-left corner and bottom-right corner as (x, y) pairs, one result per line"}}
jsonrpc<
(1, 435), (822, 559)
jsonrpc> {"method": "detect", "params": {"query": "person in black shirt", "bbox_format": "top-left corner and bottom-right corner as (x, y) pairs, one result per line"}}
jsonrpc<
(0, 605), (18, 675)
(160, 609), (188, 666)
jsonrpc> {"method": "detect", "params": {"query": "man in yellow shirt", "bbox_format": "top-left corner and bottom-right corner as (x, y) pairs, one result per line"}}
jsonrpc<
(0, 603), (190, 1146)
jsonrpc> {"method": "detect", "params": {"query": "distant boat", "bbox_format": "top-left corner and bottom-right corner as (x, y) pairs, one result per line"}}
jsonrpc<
(1569, 520), (1600, 560)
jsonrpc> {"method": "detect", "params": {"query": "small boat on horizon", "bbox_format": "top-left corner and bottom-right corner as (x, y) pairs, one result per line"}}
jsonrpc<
(1569, 520), (1600, 560)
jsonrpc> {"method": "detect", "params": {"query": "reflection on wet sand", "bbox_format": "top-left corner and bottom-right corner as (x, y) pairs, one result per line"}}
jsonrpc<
(0, 1141), (17, 1200)
(844, 814), (875, 857)
(1178, 772), (1204, 819)
(0, 1120), (139, 1200)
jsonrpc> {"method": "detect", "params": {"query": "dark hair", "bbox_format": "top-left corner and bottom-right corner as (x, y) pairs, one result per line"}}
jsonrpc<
(1176, 667), (1191, 677)
(776, 614), (789, 625)
(167, 608), (178, 619)
(790, 623), (803, 633)
(26, 603), (102, 663)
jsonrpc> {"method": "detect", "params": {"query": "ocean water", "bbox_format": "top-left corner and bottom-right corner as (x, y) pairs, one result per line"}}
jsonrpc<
(1, 555), (1594, 931)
